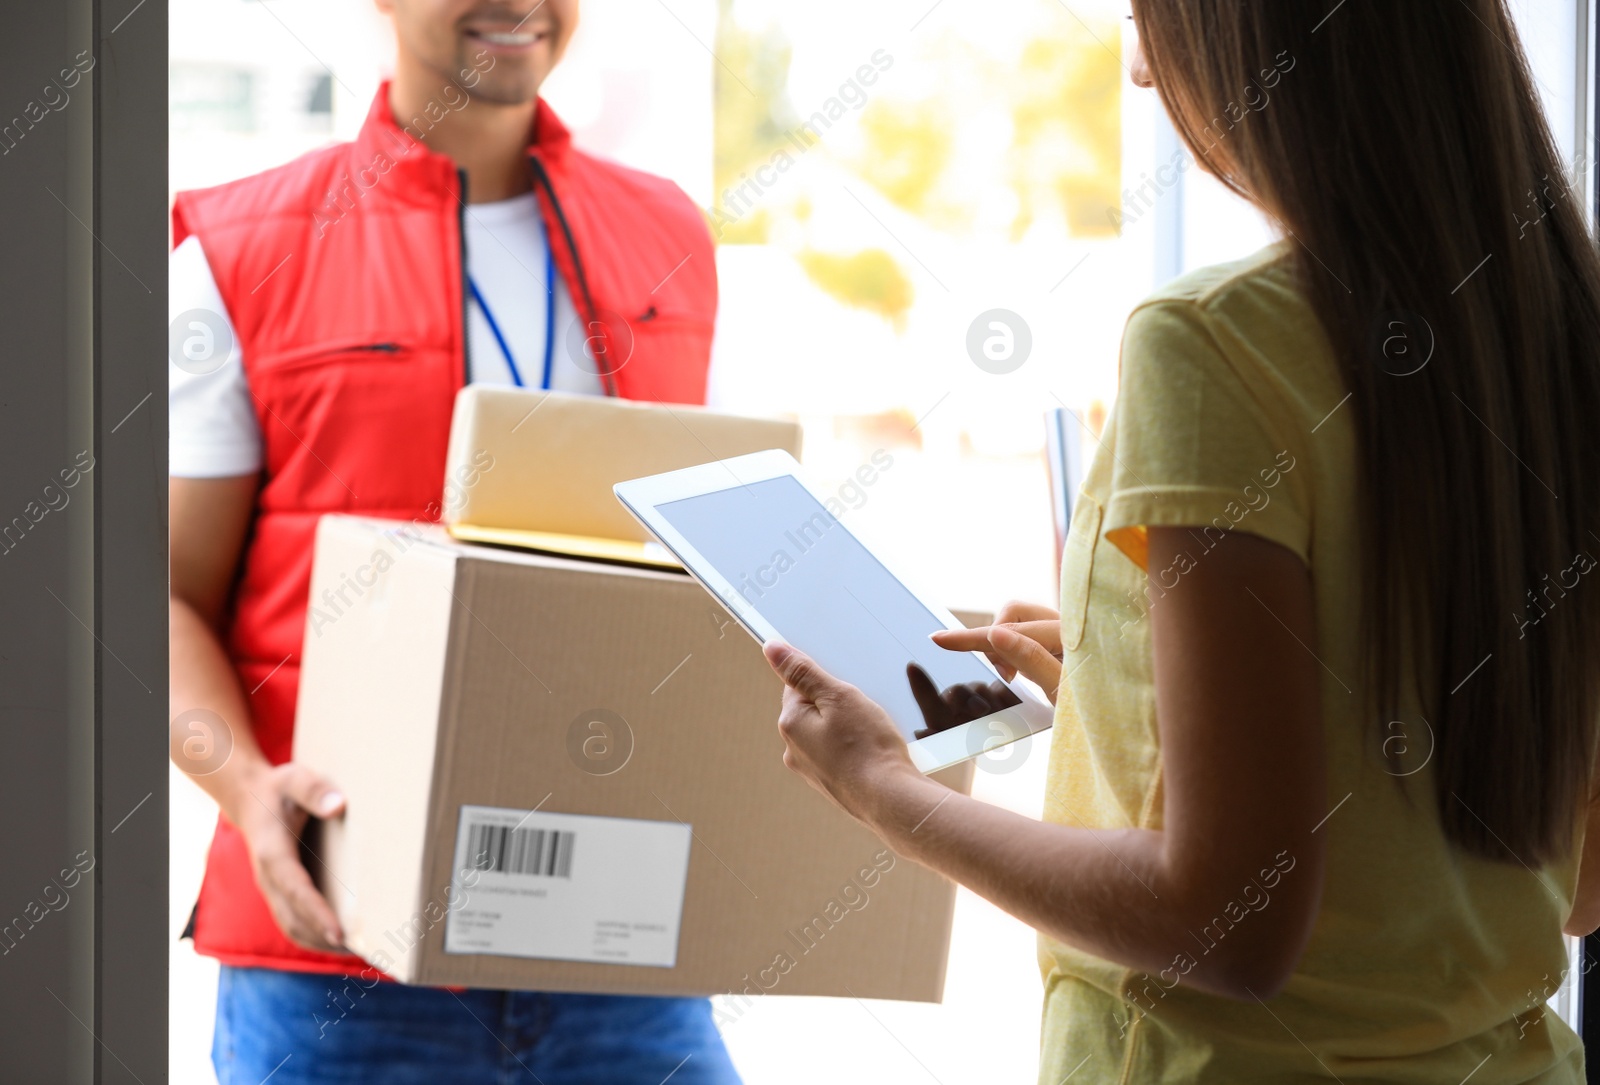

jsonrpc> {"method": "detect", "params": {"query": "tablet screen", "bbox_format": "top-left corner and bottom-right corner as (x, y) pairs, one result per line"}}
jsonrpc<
(657, 475), (1021, 742)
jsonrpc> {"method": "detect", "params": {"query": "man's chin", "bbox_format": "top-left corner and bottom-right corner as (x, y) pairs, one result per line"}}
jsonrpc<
(462, 74), (545, 108)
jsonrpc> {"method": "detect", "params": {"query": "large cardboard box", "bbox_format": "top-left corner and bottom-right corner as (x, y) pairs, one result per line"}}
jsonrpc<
(294, 515), (972, 1000)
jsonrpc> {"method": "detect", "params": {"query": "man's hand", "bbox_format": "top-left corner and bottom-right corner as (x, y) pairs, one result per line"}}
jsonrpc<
(235, 762), (348, 953)
(172, 474), (353, 953)
(763, 642), (921, 823)
(929, 600), (1064, 704)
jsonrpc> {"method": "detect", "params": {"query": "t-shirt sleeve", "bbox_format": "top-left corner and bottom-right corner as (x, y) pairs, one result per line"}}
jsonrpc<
(168, 235), (263, 479)
(1100, 299), (1310, 571)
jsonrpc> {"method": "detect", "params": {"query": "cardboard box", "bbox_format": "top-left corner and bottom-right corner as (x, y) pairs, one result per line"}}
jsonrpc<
(294, 515), (973, 999)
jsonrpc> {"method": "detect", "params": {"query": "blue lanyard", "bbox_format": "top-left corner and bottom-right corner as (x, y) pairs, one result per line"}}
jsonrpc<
(467, 220), (557, 390)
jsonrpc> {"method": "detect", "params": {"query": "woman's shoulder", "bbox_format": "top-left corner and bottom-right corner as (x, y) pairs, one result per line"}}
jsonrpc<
(1140, 240), (1303, 318)
(1125, 240), (1329, 372)
(1115, 240), (1344, 455)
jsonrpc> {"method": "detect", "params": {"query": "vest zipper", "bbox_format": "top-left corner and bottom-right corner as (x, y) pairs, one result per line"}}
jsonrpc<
(528, 153), (619, 397)
(456, 168), (471, 388)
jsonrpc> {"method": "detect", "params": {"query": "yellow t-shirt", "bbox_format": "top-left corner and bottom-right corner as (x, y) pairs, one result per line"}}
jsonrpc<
(1039, 242), (1583, 1084)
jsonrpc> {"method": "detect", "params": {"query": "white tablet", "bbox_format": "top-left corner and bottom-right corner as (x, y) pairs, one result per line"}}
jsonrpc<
(614, 449), (1054, 773)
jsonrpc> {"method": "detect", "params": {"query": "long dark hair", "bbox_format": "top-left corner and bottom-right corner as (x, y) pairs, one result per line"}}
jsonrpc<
(1132, 0), (1600, 863)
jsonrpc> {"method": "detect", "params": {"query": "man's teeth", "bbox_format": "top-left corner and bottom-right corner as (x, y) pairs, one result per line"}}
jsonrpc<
(476, 31), (538, 45)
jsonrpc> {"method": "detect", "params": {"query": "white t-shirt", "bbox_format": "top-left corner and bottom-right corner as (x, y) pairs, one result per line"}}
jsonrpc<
(168, 193), (603, 478)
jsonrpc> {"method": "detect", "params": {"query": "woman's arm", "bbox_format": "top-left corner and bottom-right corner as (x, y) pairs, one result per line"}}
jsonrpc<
(765, 527), (1327, 999)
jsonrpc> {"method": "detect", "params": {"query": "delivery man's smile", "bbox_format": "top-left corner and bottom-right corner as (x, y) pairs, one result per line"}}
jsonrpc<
(461, 18), (552, 55)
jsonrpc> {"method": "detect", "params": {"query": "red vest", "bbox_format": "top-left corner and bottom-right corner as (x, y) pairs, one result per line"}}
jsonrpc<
(173, 84), (717, 974)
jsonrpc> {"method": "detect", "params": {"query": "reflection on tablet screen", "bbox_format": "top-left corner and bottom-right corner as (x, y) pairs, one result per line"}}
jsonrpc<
(657, 476), (1021, 742)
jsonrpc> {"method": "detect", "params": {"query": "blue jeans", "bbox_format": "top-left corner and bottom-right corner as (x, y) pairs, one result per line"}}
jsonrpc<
(211, 966), (742, 1085)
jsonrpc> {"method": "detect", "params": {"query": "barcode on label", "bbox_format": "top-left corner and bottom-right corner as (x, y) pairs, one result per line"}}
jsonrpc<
(467, 823), (576, 879)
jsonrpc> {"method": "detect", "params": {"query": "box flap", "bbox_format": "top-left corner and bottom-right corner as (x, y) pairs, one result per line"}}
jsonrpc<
(447, 523), (682, 571)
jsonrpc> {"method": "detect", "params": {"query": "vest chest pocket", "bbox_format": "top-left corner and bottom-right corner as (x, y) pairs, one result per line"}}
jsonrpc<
(254, 340), (418, 375)
(619, 308), (713, 364)
(1059, 494), (1103, 652)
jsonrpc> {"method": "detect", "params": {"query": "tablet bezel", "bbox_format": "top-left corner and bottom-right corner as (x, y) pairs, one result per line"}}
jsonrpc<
(614, 449), (1054, 774)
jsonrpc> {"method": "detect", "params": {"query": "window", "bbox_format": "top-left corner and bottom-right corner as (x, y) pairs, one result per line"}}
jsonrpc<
(168, 64), (255, 134)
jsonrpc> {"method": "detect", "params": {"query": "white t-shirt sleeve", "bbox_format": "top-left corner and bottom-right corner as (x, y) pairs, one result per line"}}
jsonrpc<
(168, 235), (264, 478)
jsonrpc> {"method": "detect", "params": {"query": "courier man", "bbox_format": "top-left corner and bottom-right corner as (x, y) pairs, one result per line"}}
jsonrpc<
(167, 1), (735, 1081)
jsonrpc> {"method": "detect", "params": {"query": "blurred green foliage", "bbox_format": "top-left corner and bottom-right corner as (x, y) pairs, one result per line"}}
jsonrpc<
(712, 0), (793, 245)
(711, 2), (1123, 321)
(796, 247), (916, 328)
(1010, 34), (1122, 239)
(853, 97), (954, 225)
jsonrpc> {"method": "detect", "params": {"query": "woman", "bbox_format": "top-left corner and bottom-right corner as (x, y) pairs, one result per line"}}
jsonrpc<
(764, 2), (1600, 1081)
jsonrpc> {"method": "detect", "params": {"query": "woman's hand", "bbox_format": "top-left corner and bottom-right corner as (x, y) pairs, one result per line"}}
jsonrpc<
(763, 641), (922, 824)
(930, 600), (1065, 704)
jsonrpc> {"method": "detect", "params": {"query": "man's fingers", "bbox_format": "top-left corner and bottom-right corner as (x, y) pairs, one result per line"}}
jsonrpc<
(259, 849), (343, 951)
(246, 784), (343, 952)
(280, 763), (346, 819)
(764, 641), (842, 701)
(988, 625), (1063, 698)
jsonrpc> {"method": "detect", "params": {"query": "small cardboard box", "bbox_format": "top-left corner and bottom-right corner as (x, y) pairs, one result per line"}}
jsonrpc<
(441, 386), (806, 542)
(294, 515), (973, 999)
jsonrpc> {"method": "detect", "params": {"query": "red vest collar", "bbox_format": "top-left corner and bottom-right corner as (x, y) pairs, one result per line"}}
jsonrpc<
(354, 79), (574, 178)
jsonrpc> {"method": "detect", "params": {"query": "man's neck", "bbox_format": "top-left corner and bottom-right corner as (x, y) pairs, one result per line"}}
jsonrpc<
(388, 69), (538, 204)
